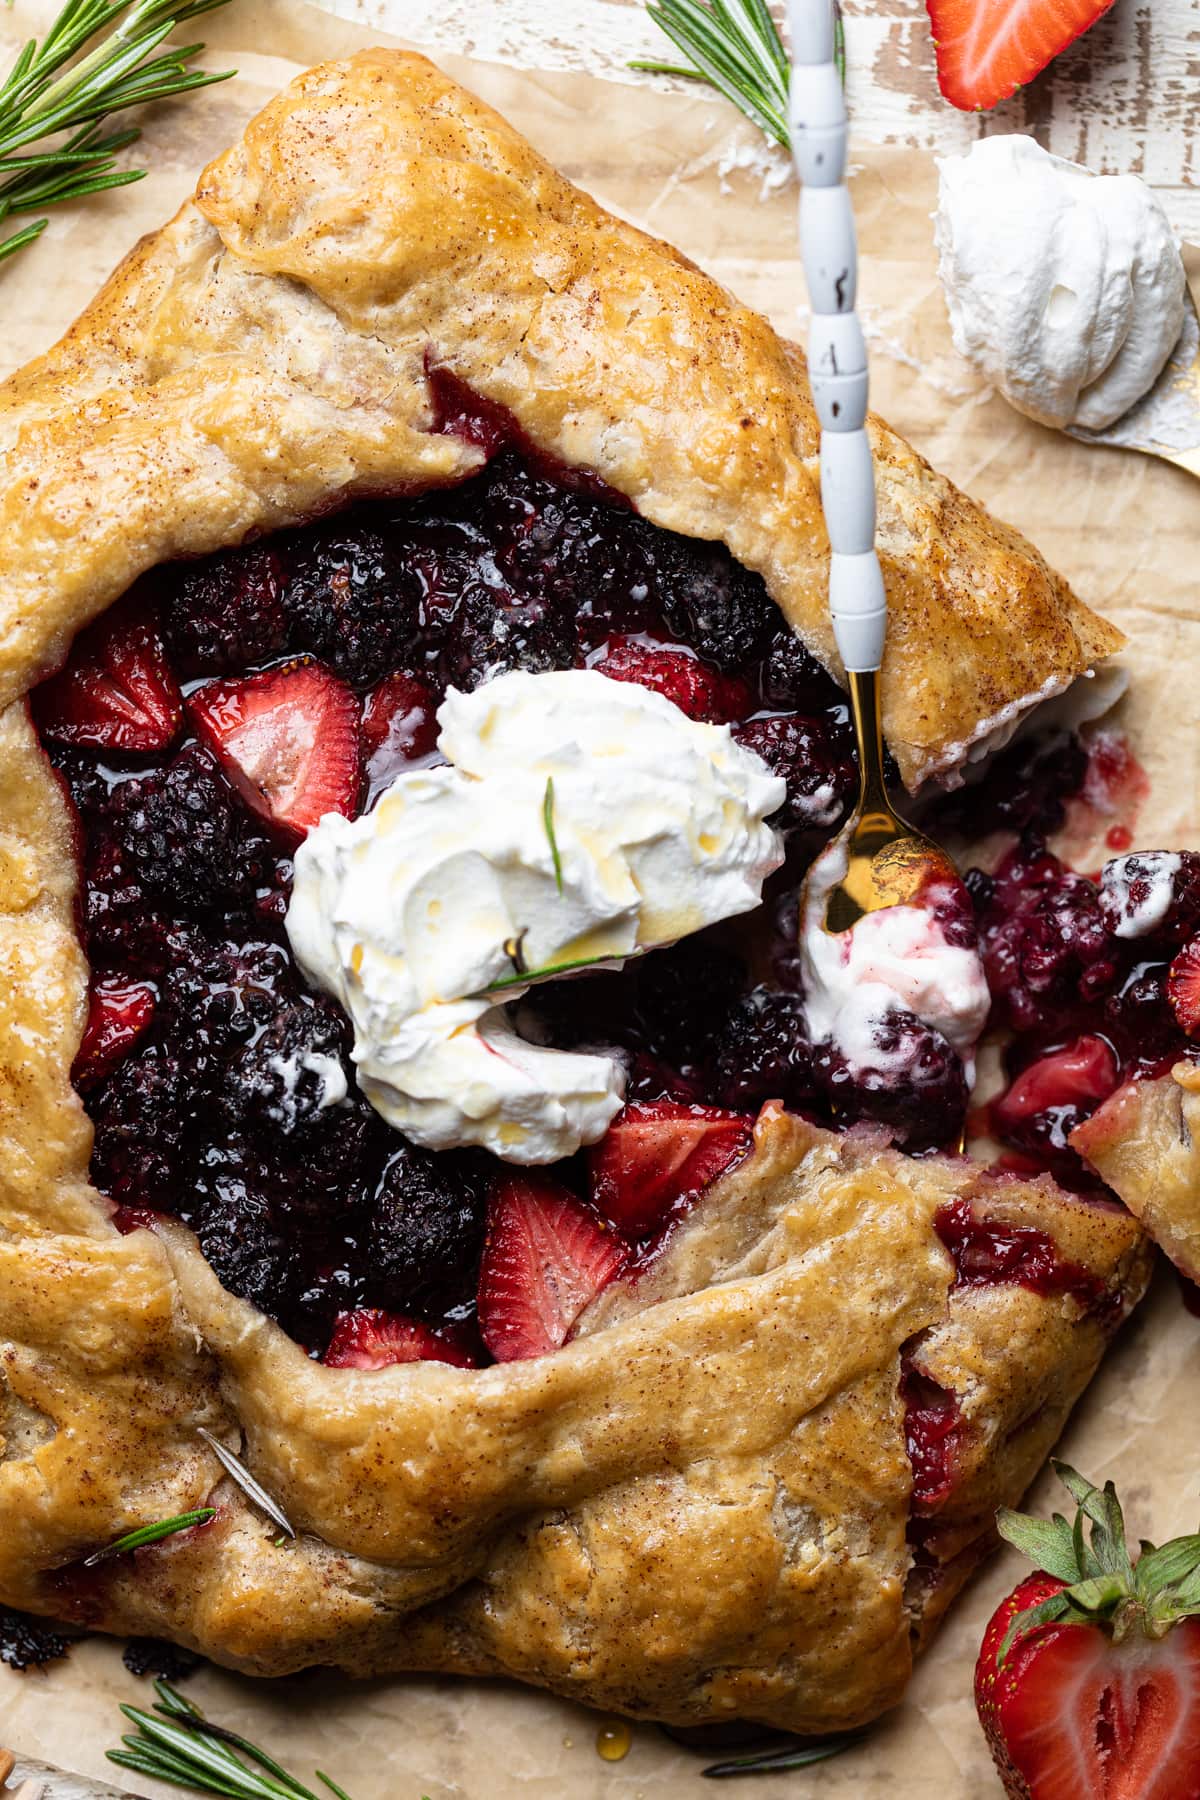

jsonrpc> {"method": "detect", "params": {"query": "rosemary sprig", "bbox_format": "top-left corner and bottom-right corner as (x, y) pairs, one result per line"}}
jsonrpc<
(701, 1726), (868, 1777)
(108, 1677), (356, 1799)
(632, 0), (845, 146)
(0, 0), (236, 267)
(542, 776), (565, 894)
(82, 1508), (216, 1567)
(196, 1427), (295, 1540)
(480, 948), (635, 996)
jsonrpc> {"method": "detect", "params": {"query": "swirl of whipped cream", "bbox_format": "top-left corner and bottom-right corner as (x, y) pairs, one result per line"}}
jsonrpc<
(287, 669), (785, 1164)
(935, 135), (1186, 432)
(800, 839), (990, 1082)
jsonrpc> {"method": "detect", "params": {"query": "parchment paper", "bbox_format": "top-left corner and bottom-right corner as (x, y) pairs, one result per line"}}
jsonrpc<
(2, 4), (1199, 1794)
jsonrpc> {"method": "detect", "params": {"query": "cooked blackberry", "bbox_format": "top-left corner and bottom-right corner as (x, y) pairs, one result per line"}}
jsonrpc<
(712, 986), (814, 1111)
(160, 938), (295, 1061)
(48, 745), (112, 821)
(219, 997), (353, 1137)
(625, 1053), (706, 1104)
(758, 626), (838, 710)
(1098, 850), (1200, 948)
(929, 730), (1089, 841)
(90, 1045), (195, 1206)
(479, 456), (657, 638)
(734, 714), (856, 830)
(109, 745), (274, 924)
(978, 837), (1119, 1036)
(633, 939), (746, 1068)
(0, 1605), (73, 1670)
(1102, 960), (1183, 1073)
(813, 1012), (967, 1152)
(514, 968), (639, 1057)
(219, 1003), (381, 1211)
(82, 835), (177, 973)
(123, 1638), (203, 1681)
(366, 1140), (487, 1315)
(655, 535), (775, 671)
(281, 523), (419, 686)
(157, 545), (287, 676)
(192, 1166), (296, 1320)
(441, 583), (578, 687)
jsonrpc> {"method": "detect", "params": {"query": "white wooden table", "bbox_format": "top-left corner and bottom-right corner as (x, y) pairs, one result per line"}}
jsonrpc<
(7, 0), (1196, 1791)
(331, 0), (1200, 236)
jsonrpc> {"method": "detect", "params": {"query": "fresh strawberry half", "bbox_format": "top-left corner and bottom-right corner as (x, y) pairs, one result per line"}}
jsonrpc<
(591, 637), (751, 724)
(34, 599), (182, 752)
(926, 0), (1116, 112)
(477, 1171), (628, 1363)
(73, 978), (157, 1090)
(323, 1308), (476, 1370)
(361, 672), (440, 775)
(1168, 938), (1200, 1040)
(976, 1461), (1200, 1799)
(188, 659), (361, 844)
(588, 1100), (754, 1238)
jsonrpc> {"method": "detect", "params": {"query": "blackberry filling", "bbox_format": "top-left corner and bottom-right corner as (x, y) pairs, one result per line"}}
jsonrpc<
(35, 441), (861, 1358)
(973, 838), (1198, 1185)
(31, 411), (1195, 1365)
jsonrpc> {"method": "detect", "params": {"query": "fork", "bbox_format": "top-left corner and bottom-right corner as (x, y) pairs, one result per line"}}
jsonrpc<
(787, 0), (959, 938)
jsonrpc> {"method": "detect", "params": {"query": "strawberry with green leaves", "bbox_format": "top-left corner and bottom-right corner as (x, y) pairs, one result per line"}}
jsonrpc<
(976, 1462), (1200, 1798)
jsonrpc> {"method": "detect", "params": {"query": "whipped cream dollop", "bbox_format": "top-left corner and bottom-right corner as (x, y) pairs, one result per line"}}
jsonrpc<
(287, 669), (785, 1163)
(935, 135), (1187, 432)
(800, 842), (990, 1080)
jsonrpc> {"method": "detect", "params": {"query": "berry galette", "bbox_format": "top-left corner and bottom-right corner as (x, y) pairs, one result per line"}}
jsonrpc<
(0, 47), (1185, 1738)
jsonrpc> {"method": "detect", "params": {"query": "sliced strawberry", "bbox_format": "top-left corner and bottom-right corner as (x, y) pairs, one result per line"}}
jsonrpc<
(187, 659), (361, 844)
(362, 672), (440, 779)
(976, 1463), (1200, 1800)
(73, 978), (157, 1090)
(992, 1036), (1120, 1133)
(477, 1172), (628, 1363)
(34, 599), (182, 752)
(1168, 938), (1200, 1040)
(588, 1100), (754, 1238)
(926, 0), (1116, 112)
(323, 1308), (476, 1370)
(591, 637), (751, 724)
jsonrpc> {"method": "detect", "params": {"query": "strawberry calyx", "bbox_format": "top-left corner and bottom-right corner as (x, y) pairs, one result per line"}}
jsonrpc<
(996, 1460), (1200, 1663)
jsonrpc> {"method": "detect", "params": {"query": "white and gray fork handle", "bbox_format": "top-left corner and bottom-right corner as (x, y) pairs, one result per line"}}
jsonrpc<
(787, 0), (886, 676)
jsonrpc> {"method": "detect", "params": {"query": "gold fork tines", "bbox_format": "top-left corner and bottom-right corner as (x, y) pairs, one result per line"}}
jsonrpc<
(816, 668), (957, 938)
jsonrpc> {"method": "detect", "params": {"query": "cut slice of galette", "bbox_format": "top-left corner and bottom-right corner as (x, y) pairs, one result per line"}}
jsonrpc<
(0, 47), (1159, 1737)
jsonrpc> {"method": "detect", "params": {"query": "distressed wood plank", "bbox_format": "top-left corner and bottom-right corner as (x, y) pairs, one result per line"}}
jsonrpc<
(320, 0), (1200, 236)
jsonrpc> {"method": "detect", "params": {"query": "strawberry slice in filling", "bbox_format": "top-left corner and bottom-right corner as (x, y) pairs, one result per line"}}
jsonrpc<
(588, 1100), (754, 1239)
(188, 659), (361, 844)
(478, 1172), (628, 1363)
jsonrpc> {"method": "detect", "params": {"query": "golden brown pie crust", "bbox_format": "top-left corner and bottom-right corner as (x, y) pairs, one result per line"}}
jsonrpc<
(0, 51), (1121, 792)
(1072, 1060), (1200, 1284)
(0, 50), (1148, 1734)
